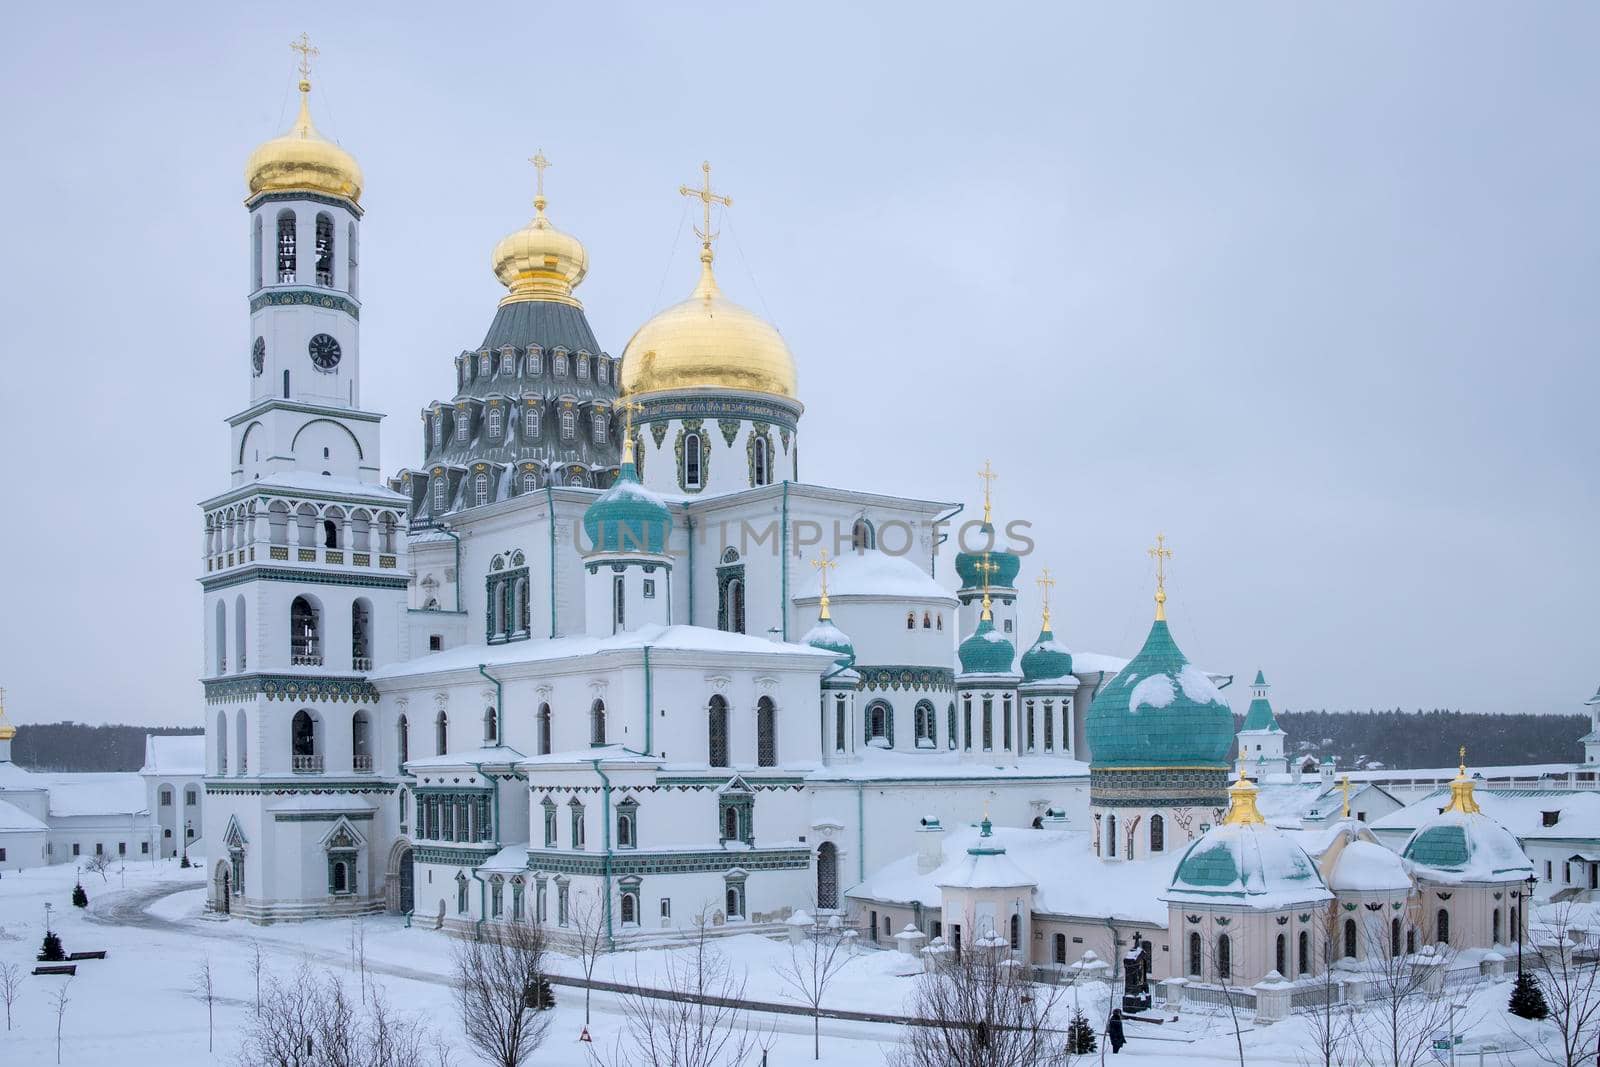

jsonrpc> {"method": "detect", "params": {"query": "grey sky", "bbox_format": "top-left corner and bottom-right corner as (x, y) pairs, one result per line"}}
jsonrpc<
(1, 4), (1594, 728)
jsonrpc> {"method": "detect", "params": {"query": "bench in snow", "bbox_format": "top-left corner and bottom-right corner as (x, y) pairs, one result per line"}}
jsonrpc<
(32, 965), (76, 976)
(67, 951), (107, 961)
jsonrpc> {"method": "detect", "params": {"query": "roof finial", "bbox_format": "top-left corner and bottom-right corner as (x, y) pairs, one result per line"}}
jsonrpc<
(1147, 534), (1172, 622)
(528, 149), (552, 216)
(0, 687), (14, 742)
(290, 31), (318, 93)
(977, 459), (998, 527)
(680, 160), (732, 267)
(1339, 774), (1352, 819)
(618, 397), (644, 466)
(975, 555), (997, 622)
(1444, 746), (1482, 814)
(1036, 567), (1056, 631)
(1224, 754), (1266, 825)
(810, 550), (838, 621)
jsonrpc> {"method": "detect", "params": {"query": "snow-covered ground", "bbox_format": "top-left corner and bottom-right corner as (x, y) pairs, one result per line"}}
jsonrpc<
(0, 857), (1561, 1064)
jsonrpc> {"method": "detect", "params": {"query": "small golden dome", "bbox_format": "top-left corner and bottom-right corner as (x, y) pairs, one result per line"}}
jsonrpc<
(620, 248), (798, 401)
(491, 194), (588, 308)
(245, 80), (363, 204)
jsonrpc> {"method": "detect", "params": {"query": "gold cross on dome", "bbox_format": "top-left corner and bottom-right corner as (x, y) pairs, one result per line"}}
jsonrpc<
(1036, 567), (1056, 629)
(977, 460), (998, 524)
(290, 32), (319, 83)
(975, 555), (998, 621)
(680, 161), (732, 250)
(811, 550), (838, 619)
(529, 150), (552, 199)
(1147, 534), (1173, 621)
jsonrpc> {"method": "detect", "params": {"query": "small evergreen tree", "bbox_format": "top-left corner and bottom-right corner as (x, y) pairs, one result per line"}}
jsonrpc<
(532, 975), (556, 1010)
(39, 931), (65, 962)
(1067, 1009), (1097, 1054)
(1509, 970), (1550, 1020)
(72, 883), (88, 908)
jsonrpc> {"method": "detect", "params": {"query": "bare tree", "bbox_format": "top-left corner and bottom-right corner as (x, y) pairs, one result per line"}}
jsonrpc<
(0, 961), (19, 1032)
(568, 888), (607, 1026)
(452, 920), (553, 1067)
(589, 906), (770, 1067)
(351, 919), (369, 996)
(50, 979), (70, 1066)
(891, 937), (1072, 1067)
(192, 955), (217, 1052)
(240, 962), (435, 1067)
(1187, 935), (1248, 1067)
(249, 938), (267, 1014)
(1528, 904), (1600, 1067)
(775, 911), (854, 1060)
(1297, 912), (1361, 1067)
(85, 852), (112, 882)
(1356, 910), (1466, 1067)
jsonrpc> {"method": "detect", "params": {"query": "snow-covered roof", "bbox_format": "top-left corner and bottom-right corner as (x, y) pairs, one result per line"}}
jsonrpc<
(515, 746), (665, 771)
(805, 747), (1089, 783)
(141, 734), (205, 776)
(42, 773), (147, 817)
(1327, 839), (1411, 893)
(0, 761), (44, 792)
(1374, 788), (1600, 844)
(481, 844), (532, 873)
(1166, 821), (1332, 908)
(793, 550), (955, 603)
(370, 623), (839, 682)
(1399, 806), (1533, 885)
(404, 745), (525, 771)
(0, 797), (47, 833)
(849, 824), (1177, 926)
(225, 470), (407, 503)
(936, 844), (1037, 890)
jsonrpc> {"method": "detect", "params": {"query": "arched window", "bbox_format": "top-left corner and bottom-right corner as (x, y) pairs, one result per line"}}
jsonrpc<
(347, 221), (358, 297)
(752, 438), (769, 486)
(397, 715), (409, 771)
(1149, 814), (1165, 853)
(723, 806), (739, 840)
(290, 596), (322, 665)
(913, 701), (935, 748)
(457, 873), (469, 914)
(525, 406), (540, 438)
(1407, 927), (1417, 954)
(947, 703), (957, 750)
(332, 860), (348, 894)
(216, 711), (229, 775)
(834, 694), (847, 753)
(323, 519), (339, 549)
(291, 709), (317, 764)
(1188, 932), (1203, 976)
(234, 595), (247, 672)
(708, 695), (730, 767)
(620, 891), (637, 925)
(235, 708), (248, 775)
(487, 407), (502, 437)
(351, 710), (371, 769)
(617, 811), (635, 848)
(1217, 934), (1232, 979)
(1298, 930), (1310, 974)
(866, 701), (891, 746)
(590, 700), (606, 745)
(722, 578), (745, 634)
(1054, 933), (1067, 964)
(483, 706), (497, 744)
(474, 473), (489, 507)
(1009, 913), (1020, 951)
(612, 575), (625, 633)
(850, 519), (873, 552)
(981, 697), (993, 751)
(457, 411), (471, 441)
(283, 369), (291, 399)
(314, 213), (334, 286)
(433, 476), (447, 513)
(1392, 916), (1403, 956)
(1437, 908), (1450, 946)
(726, 885), (743, 919)
(539, 703), (552, 755)
(756, 697), (777, 767)
(1343, 918), (1357, 958)
(1107, 814), (1117, 858)
(816, 842), (839, 909)
(521, 471), (538, 494)
(435, 710), (448, 756)
(276, 210), (297, 282)
(1275, 933), (1286, 976)
(351, 598), (372, 670)
(683, 433), (703, 489)
(252, 214), (263, 290)
(1492, 908), (1502, 945)
(570, 801), (586, 849)
(214, 600), (227, 674)
(560, 409), (575, 440)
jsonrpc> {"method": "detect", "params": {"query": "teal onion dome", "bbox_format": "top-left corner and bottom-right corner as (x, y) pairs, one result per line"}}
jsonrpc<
(582, 458), (671, 553)
(955, 546), (1021, 589)
(802, 617), (855, 665)
(1020, 627), (1074, 683)
(1084, 619), (1234, 768)
(959, 617), (1016, 675)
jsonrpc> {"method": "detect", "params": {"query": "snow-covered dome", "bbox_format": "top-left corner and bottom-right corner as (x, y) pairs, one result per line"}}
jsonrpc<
(1085, 617), (1233, 769)
(1328, 838), (1412, 893)
(935, 817), (1037, 891)
(793, 549), (954, 603)
(1401, 764), (1532, 885)
(1166, 769), (1332, 908)
(802, 616), (854, 665)
(582, 450), (670, 554)
(959, 615), (1015, 676)
(1020, 626), (1073, 683)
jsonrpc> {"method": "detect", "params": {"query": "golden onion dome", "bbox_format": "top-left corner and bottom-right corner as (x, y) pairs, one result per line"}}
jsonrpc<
(620, 247), (798, 401)
(245, 79), (363, 204)
(491, 192), (588, 308)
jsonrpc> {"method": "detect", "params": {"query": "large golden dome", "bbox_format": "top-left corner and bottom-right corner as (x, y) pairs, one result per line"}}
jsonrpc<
(245, 80), (363, 204)
(621, 248), (797, 400)
(491, 193), (588, 308)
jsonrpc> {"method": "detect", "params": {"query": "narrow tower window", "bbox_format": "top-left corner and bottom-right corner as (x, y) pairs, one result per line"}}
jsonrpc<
(314, 213), (334, 286)
(276, 211), (297, 282)
(252, 215), (263, 290)
(683, 433), (703, 489)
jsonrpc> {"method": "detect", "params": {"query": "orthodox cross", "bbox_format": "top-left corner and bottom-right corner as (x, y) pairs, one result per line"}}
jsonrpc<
(618, 398), (644, 461)
(975, 555), (998, 620)
(680, 161), (732, 252)
(978, 459), (998, 525)
(1458, 745), (1468, 776)
(811, 550), (838, 619)
(291, 32), (318, 84)
(1340, 774), (1352, 818)
(528, 150), (552, 210)
(1036, 567), (1056, 630)
(1147, 534), (1172, 621)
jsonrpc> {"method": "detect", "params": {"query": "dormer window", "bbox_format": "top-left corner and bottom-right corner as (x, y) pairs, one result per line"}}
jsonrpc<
(521, 470), (538, 494)
(457, 358), (468, 390)
(433, 478), (447, 512)
(1543, 811), (1560, 827)
(432, 412), (443, 444)
(474, 473), (489, 507)
(479, 353), (491, 377)
(592, 413), (606, 445)
(527, 348), (542, 377)
(577, 352), (590, 379)
(487, 406), (502, 438)
(560, 409), (575, 441)
(554, 351), (568, 377)
(524, 407), (540, 440)
(455, 411), (470, 442)
(499, 349), (516, 376)
(597, 360), (608, 385)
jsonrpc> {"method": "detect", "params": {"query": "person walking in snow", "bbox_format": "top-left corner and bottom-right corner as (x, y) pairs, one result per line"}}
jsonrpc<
(1106, 1008), (1126, 1054)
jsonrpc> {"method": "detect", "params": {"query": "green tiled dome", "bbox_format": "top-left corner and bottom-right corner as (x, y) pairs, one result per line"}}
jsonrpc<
(955, 547), (1020, 589)
(1401, 809), (1532, 883)
(1020, 627), (1074, 682)
(802, 617), (855, 665)
(1167, 821), (1329, 905)
(959, 617), (1015, 675)
(583, 459), (671, 553)
(1085, 619), (1233, 768)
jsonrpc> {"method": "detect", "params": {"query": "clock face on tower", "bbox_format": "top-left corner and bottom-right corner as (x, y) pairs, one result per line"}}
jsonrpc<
(308, 333), (342, 371)
(251, 336), (265, 376)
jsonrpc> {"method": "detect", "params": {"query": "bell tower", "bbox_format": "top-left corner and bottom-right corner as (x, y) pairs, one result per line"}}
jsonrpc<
(201, 37), (409, 923)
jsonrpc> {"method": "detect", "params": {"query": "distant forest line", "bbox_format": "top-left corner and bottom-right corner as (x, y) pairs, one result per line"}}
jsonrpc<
(11, 722), (203, 773)
(1265, 709), (1588, 771)
(5, 711), (1587, 774)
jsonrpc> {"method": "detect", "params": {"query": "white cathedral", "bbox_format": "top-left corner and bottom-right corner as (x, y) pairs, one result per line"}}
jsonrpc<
(200, 53), (1544, 992)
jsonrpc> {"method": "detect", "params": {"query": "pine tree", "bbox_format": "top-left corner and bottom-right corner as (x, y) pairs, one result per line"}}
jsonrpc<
(72, 883), (88, 908)
(1509, 971), (1550, 1020)
(1067, 1009), (1097, 1054)
(39, 932), (65, 962)
(533, 975), (556, 1010)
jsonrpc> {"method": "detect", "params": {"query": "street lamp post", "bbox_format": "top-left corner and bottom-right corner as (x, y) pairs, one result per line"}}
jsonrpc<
(1513, 873), (1537, 977)
(182, 818), (192, 867)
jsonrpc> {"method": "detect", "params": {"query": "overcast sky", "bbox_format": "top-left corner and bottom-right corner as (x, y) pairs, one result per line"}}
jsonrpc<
(0, 4), (1594, 729)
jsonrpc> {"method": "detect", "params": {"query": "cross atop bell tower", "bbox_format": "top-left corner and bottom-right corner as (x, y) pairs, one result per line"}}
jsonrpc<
(680, 161), (732, 262)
